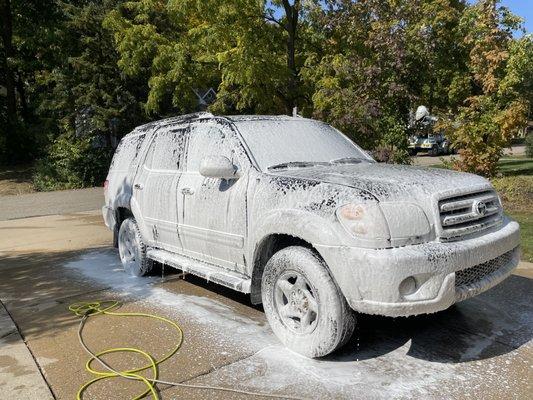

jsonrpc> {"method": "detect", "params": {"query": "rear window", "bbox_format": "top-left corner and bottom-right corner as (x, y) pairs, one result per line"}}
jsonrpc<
(110, 133), (147, 172)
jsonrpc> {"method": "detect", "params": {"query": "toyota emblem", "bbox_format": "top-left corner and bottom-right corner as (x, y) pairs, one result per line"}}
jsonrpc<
(473, 200), (487, 216)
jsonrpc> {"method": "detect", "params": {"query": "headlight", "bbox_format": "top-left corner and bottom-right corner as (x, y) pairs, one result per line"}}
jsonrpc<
(336, 203), (390, 247)
(336, 202), (431, 248)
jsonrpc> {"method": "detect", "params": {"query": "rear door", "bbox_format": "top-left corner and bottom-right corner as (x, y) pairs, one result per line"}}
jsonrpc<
(177, 120), (250, 274)
(132, 123), (188, 253)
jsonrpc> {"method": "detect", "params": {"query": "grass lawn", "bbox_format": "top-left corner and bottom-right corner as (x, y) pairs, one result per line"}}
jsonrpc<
(0, 164), (35, 196)
(498, 157), (533, 176)
(508, 212), (533, 263)
(489, 157), (532, 263)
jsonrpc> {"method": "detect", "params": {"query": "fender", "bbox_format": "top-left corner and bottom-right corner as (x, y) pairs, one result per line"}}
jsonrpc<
(112, 192), (132, 210)
(248, 208), (347, 272)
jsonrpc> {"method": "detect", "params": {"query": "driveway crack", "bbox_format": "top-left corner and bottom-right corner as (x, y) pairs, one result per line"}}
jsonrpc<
(158, 349), (259, 393)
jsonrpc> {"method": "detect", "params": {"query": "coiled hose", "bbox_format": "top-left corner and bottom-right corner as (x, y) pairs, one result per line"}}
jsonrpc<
(69, 300), (305, 400)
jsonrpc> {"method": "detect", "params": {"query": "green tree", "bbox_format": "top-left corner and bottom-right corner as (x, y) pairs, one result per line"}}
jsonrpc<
(0, 0), (62, 162)
(443, 0), (528, 177)
(35, 0), (150, 189)
(304, 0), (466, 155)
(104, 0), (318, 116)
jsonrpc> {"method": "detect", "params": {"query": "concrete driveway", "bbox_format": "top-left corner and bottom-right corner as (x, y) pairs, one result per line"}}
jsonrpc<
(0, 202), (531, 398)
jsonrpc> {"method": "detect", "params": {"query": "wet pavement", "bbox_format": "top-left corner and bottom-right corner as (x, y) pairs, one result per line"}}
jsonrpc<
(0, 211), (531, 399)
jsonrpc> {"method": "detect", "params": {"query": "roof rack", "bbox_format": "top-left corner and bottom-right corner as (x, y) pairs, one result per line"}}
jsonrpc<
(135, 112), (215, 131)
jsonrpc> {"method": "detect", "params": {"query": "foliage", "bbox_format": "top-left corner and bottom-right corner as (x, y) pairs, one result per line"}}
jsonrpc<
(440, 1), (529, 177)
(1, 0), (532, 188)
(104, 0), (317, 116)
(304, 0), (467, 157)
(33, 134), (111, 191)
(33, 0), (149, 190)
(371, 116), (411, 164)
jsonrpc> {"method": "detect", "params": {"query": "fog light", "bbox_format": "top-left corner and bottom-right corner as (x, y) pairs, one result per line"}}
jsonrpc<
(399, 276), (418, 296)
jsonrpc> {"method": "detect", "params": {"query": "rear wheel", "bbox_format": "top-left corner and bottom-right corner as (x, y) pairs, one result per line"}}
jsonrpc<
(261, 246), (355, 358)
(118, 218), (153, 277)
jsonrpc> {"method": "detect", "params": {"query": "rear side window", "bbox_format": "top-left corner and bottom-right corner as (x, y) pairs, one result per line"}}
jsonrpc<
(145, 126), (188, 171)
(110, 133), (147, 172)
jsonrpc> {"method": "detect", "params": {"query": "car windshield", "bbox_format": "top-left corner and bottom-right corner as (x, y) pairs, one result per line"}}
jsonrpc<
(234, 119), (372, 171)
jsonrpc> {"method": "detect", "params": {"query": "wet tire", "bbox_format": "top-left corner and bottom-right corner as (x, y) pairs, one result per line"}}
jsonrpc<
(261, 246), (355, 358)
(118, 218), (153, 277)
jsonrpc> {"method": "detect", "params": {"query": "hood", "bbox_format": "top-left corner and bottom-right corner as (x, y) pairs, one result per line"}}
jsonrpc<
(267, 162), (491, 202)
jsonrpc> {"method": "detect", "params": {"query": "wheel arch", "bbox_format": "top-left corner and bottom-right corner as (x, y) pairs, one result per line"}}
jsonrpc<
(250, 233), (322, 305)
(113, 206), (134, 248)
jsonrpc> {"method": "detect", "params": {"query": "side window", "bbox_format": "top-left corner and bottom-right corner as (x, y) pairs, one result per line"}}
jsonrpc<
(110, 133), (146, 172)
(145, 127), (188, 171)
(186, 123), (234, 172)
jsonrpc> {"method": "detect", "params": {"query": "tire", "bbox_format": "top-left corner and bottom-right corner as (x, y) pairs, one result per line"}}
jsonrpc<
(261, 246), (355, 358)
(112, 222), (119, 248)
(118, 218), (153, 277)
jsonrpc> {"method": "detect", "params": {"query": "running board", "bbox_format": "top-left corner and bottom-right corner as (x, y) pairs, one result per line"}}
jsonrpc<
(147, 249), (251, 293)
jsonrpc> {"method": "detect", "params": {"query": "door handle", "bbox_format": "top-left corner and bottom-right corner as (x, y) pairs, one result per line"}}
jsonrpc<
(181, 187), (194, 195)
(134, 183), (144, 190)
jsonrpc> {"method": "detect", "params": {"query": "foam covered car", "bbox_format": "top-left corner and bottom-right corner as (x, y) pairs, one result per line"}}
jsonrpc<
(102, 113), (520, 358)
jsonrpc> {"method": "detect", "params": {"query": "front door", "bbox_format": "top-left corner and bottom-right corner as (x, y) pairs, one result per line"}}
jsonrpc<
(132, 124), (188, 253)
(177, 120), (249, 274)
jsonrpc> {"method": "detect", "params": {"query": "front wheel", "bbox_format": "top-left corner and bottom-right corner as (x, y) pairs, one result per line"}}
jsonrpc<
(261, 246), (355, 358)
(118, 218), (153, 277)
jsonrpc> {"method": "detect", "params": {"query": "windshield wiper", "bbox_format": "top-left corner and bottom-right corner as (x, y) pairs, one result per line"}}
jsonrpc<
(267, 161), (329, 171)
(329, 157), (364, 165)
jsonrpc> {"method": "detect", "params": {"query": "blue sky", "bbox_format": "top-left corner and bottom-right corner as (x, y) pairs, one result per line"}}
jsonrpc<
(500, 0), (532, 34)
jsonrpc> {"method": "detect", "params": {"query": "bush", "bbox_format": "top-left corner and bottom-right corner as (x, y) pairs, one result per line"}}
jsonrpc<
(371, 116), (411, 164)
(526, 132), (533, 158)
(33, 134), (111, 191)
(491, 175), (533, 212)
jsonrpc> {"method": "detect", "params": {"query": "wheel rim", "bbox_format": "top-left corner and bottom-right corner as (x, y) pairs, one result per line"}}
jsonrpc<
(118, 221), (141, 276)
(273, 270), (319, 334)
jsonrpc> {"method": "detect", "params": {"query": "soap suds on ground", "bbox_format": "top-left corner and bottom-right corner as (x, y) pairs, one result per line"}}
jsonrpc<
(64, 249), (532, 399)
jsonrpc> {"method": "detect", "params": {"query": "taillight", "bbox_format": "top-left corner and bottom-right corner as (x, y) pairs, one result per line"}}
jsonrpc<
(104, 180), (109, 194)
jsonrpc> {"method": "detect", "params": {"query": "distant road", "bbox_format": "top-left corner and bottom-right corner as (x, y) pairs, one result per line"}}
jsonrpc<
(0, 187), (103, 221)
(413, 145), (526, 167)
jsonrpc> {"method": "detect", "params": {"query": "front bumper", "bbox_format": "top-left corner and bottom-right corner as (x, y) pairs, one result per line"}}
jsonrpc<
(315, 218), (520, 317)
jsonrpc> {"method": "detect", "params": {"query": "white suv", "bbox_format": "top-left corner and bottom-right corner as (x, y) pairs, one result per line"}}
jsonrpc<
(103, 112), (520, 357)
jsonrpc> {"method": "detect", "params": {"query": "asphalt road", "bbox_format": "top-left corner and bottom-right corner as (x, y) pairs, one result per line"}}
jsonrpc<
(0, 187), (103, 221)
(0, 210), (531, 399)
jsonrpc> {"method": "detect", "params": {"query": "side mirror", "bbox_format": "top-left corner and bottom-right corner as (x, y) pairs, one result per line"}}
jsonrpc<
(199, 155), (239, 179)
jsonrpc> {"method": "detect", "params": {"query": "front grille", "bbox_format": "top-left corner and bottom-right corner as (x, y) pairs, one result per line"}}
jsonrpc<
(455, 249), (515, 288)
(438, 190), (502, 241)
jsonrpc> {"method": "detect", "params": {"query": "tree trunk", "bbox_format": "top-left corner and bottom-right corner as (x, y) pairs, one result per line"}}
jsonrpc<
(1, 0), (16, 127)
(282, 0), (300, 115)
(16, 73), (29, 119)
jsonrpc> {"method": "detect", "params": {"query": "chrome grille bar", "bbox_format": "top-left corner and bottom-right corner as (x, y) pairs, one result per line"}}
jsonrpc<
(438, 190), (502, 241)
